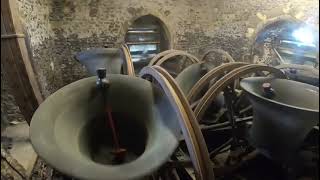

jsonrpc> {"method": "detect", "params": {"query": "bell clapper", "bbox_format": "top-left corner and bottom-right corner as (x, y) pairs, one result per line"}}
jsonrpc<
(96, 68), (110, 89)
(96, 68), (127, 163)
(106, 106), (127, 163)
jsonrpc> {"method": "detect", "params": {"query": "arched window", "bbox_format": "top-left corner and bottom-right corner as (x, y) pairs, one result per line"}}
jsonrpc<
(252, 17), (318, 67)
(125, 15), (170, 72)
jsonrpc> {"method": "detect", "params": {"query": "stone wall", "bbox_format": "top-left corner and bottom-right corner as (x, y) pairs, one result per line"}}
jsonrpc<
(1, 70), (25, 128)
(194, 0), (319, 60)
(1, 0), (52, 126)
(7, 0), (320, 98)
(16, 0), (54, 97)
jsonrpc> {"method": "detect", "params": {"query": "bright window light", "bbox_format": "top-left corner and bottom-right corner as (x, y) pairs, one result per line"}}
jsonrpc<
(292, 26), (315, 45)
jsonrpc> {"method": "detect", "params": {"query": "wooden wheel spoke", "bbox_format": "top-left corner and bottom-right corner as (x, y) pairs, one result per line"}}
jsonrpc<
(201, 49), (235, 63)
(201, 116), (253, 131)
(155, 51), (200, 66)
(209, 139), (233, 159)
(238, 105), (253, 115)
(120, 44), (135, 76)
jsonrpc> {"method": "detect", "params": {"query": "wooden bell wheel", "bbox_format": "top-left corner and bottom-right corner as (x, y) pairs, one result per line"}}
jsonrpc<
(160, 62), (287, 176)
(201, 48), (235, 63)
(120, 44), (135, 76)
(140, 66), (215, 180)
(148, 50), (201, 77)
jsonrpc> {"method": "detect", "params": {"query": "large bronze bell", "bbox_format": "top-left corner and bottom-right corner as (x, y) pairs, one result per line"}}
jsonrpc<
(74, 45), (135, 76)
(175, 62), (209, 95)
(240, 77), (319, 162)
(30, 73), (184, 179)
(74, 48), (123, 75)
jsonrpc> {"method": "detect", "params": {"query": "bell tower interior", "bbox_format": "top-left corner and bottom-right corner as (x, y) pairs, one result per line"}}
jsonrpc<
(1, 0), (319, 179)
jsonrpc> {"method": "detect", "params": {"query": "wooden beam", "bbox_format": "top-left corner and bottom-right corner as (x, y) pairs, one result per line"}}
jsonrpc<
(127, 31), (158, 34)
(1, 33), (25, 39)
(126, 41), (160, 45)
(1, 0), (43, 124)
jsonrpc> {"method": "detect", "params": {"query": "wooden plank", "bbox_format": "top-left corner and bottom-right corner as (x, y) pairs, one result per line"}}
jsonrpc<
(3, 0), (42, 103)
(1, 14), (36, 124)
(127, 31), (158, 34)
(1, 0), (43, 124)
(1, 34), (25, 39)
(126, 41), (160, 45)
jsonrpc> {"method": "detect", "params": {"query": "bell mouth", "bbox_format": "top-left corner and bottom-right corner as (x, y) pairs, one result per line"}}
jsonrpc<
(79, 111), (148, 165)
(240, 77), (319, 162)
(30, 75), (179, 179)
(240, 77), (319, 112)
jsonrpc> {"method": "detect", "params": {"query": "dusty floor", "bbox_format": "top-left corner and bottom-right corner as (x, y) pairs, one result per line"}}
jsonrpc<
(1, 122), (37, 178)
(30, 158), (54, 180)
(31, 158), (79, 180)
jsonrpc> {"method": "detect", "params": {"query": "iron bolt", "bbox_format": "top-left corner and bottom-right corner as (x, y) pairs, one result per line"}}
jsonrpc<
(289, 68), (297, 74)
(262, 83), (274, 97)
(262, 83), (271, 90)
(97, 68), (107, 79)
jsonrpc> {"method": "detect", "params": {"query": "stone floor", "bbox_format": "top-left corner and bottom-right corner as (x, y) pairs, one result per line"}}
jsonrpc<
(1, 122), (38, 178)
(30, 158), (76, 180)
(30, 158), (54, 180)
(1, 122), (317, 179)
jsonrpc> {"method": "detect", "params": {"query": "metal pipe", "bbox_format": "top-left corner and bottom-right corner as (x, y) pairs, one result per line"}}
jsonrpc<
(209, 138), (232, 158)
(201, 116), (253, 130)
